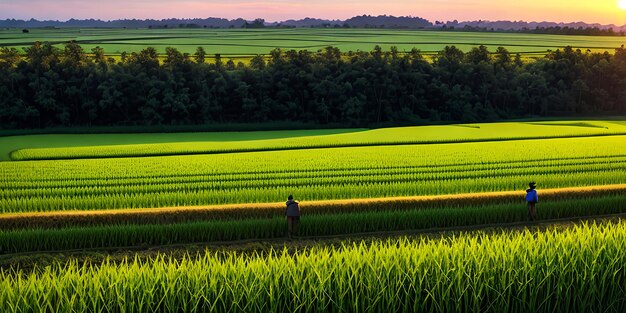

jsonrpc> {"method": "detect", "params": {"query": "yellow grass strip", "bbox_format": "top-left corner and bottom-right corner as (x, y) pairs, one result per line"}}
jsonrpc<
(2, 184), (625, 230)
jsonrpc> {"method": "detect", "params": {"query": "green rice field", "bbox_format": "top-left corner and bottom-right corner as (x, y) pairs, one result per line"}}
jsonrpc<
(1, 192), (624, 254)
(2, 220), (625, 312)
(1, 120), (625, 219)
(2, 133), (626, 213)
(1, 6), (626, 309)
(5, 120), (626, 161)
(0, 128), (363, 161)
(1, 120), (626, 311)
(1, 28), (625, 56)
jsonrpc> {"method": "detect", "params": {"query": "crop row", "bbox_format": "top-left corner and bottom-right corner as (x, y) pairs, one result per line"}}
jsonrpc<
(2, 170), (625, 213)
(5, 154), (623, 189)
(1, 194), (625, 255)
(2, 162), (622, 199)
(2, 185), (623, 230)
(2, 220), (625, 312)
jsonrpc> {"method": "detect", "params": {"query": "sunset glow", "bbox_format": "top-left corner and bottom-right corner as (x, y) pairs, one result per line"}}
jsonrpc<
(0, 0), (625, 25)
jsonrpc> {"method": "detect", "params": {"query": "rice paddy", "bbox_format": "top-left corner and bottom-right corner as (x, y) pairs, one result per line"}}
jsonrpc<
(2, 134), (626, 213)
(1, 220), (625, 312)
(1, 28), (625, 56)
(1, 120), (625, 311)
(6, 121), (626, 161)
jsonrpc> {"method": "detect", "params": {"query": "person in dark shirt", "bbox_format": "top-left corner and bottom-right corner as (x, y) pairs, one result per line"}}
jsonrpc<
(526, 182), (539, 221)
(285, 195), (301, 238)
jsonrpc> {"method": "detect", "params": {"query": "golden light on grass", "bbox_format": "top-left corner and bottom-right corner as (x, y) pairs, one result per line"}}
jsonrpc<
(1, 184), (624, 230)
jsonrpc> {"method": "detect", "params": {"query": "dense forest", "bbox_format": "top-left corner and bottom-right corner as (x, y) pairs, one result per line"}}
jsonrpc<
(1, 42), (625, 129)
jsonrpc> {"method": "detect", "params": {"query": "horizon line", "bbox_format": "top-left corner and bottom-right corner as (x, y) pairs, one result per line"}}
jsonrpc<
(1, 15), (625, 28)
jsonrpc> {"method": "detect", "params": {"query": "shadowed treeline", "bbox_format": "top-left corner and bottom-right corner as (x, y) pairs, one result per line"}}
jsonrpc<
(1, 42), (626, 129)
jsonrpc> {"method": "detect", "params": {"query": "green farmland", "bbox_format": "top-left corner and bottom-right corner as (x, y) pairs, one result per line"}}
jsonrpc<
(1, 120), (625, 215)
(3, 221), (626, 312)
(1, 120), (626, 311)
(1, 27), (625, 56)
(2, 1), (626, 308)
(5, 120), (626, 161)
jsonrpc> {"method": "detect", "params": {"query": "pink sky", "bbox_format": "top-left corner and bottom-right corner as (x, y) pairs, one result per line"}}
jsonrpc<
(2, 0), (626, 25)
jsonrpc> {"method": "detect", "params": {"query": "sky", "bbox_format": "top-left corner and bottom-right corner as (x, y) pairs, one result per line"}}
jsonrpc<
(1, 0), (626, 25)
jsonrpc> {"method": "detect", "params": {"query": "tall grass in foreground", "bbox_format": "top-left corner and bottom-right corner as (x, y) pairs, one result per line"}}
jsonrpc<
(1, 221), (625, 312)
(1, 195), (624, 254)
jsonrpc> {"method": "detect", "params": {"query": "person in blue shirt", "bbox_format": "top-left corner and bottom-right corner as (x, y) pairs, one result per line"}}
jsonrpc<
(526, 182), (538, 221)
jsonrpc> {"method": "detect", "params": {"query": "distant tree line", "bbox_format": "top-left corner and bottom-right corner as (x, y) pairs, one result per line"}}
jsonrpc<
(0, 15), (430, 30)
(526, 26), (623, 36)
(1, 42), (625, 129)
(5, 16), (624, 33)
(441, 25), (624, 36)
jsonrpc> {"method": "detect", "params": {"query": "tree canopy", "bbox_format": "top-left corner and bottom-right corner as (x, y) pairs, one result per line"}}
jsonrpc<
(1, 43), (625, 129)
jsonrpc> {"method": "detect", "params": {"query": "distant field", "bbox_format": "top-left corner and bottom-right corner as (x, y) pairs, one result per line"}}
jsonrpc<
(0, 128), (365, 161)
(5, 121), (626, 161)
(1, 28), (625, 56)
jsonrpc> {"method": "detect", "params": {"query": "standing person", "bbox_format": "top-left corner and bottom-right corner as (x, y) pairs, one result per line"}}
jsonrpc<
(285, 195), (301, 239)
(526, 182), (538, 221)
